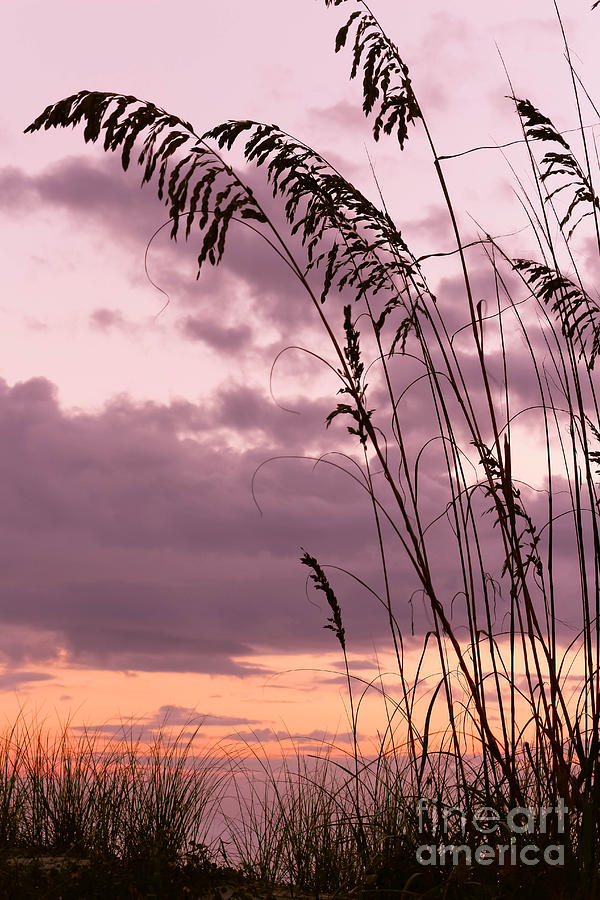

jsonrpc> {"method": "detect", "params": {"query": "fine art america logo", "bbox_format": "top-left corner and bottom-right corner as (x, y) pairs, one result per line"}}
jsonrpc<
(416, 798), (568, 866)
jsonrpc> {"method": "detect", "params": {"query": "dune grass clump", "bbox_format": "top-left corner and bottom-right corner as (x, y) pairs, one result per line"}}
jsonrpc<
(222, 738), (364, 892)
(20, 0), (600, 895)
(0, 714), (224, 864)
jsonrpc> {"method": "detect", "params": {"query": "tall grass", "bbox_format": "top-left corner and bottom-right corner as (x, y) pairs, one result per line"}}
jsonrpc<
(221, 736), (365, 891)
(21, 0), (600, 895)
(0, 713), (225, 862)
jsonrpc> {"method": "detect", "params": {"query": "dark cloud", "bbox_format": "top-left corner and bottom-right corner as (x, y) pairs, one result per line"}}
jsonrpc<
(0, 375), (421, 677)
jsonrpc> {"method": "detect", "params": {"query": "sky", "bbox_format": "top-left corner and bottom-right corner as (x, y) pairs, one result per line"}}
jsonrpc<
(1, 0), (599, 751)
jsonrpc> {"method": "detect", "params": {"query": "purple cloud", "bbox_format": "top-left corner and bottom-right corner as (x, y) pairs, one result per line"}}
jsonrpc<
(0, 375), (421, 678)
(90, 308), (136, 333)
(224, 728), (362, 745)
(0, 156), (164, 243)
(0, 286), (589, 685)
(178, 315), (252, 353)
(0, 670), (54, 692)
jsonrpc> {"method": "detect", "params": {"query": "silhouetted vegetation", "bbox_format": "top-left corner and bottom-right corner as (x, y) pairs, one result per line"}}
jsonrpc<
(19, 0), (600, 896)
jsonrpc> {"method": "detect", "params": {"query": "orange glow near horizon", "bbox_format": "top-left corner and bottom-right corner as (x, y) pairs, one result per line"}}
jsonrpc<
(0, 637), (589, 764)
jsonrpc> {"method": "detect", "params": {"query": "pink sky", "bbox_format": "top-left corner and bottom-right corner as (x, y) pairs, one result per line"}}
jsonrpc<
(0, 0), (599, 748)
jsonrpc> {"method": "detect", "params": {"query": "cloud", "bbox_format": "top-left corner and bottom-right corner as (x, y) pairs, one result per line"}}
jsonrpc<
(144, 705), (259, 729)
(307, 100), (366, 133)
(178, 315), (252, 353)
(68, 703), (261, 742)
(0, 154), (331, 353)
(0, 262), (589, 682)
(224, 728), (361, 745)
(0, 156), (163, 244)
(0, 149), (594, 680)
(0, 670), (54, 692)
(90, 308), (138, 333)
(0, 374), (411, 677)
